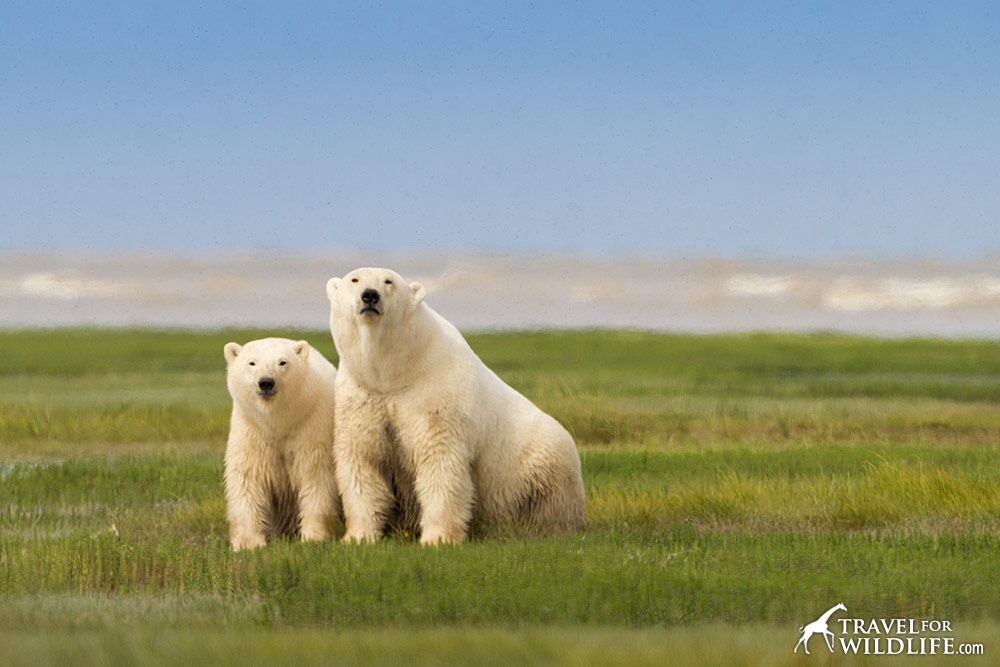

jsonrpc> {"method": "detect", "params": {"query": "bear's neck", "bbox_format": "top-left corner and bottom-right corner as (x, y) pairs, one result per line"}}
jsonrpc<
(240, 390), (315, 438)
(338, 304), (439, 393)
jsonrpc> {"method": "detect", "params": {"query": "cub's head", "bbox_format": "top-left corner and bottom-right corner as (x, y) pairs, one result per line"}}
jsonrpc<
(326, 267), (426, 330)
(223, 337), (310, 409)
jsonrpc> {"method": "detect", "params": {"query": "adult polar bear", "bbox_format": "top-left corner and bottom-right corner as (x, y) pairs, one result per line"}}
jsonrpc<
(326, 267), (585, 545)
(223, 337), (340, 549)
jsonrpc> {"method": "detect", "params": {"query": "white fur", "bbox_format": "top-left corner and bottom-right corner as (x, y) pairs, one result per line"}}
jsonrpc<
(223, 337), (340, 549)
(326, 268), (585, 545)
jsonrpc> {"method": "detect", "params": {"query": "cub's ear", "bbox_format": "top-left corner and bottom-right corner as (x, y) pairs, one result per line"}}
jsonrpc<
(326, 277), (342, 301)
(292, 340), (310, 360)
(224, 342), (242, 363)
(410, 281), (426, 305)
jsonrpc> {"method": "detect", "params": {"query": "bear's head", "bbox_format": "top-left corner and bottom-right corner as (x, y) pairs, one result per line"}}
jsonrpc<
(326, 267), (426, 331)
(223, 337), (311, 411)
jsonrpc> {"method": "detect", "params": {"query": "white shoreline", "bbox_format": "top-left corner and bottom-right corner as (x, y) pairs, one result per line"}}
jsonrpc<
(2, 250), (999, 337)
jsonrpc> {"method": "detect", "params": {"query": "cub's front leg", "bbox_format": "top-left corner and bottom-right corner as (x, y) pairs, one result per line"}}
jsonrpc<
(290, 437), (340, 543)
(224, 450), (272, 550)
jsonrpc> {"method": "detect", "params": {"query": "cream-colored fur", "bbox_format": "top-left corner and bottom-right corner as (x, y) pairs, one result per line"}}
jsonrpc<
(223, 337), (340, 550)
(326, 268), (585, 545)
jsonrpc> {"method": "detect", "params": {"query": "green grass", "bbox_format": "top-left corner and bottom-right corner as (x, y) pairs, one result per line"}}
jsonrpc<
(1, 328), (1000, 664)
(3, 624), (993, 667)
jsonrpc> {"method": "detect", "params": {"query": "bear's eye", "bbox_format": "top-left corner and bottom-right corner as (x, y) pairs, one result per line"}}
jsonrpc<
(351, 278), (359, 283)
(248, 361), (255, 366)
(384, 279), (392, 285)
(279, 360), (287, 366)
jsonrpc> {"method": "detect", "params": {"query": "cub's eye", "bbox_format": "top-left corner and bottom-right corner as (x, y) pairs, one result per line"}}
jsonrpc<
(248, 361), (255, 366)
(385, 279), (393, 285)
(279, 360), (287, 366)
(351, 278), (359, 283)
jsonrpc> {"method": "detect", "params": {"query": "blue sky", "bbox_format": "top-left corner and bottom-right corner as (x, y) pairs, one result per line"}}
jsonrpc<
(2, 1), (997, 257)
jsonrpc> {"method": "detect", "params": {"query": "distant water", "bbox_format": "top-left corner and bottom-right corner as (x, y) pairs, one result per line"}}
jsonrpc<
(2, 250), (999, 337)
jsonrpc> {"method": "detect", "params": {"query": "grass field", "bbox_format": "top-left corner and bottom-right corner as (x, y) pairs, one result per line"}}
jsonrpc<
(2, 328), (999, 665)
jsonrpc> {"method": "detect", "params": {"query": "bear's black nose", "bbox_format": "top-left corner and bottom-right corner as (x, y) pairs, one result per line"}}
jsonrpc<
(258, 377), (275, 392)
(361, 289), (380, 305)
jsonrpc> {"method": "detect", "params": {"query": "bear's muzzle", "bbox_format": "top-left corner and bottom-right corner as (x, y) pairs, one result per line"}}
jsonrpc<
(257, 377), (276, 397)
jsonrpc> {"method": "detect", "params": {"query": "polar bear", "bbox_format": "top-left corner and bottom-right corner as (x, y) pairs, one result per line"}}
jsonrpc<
(223, 337), (340, 549)
(326, 267), (585, 545)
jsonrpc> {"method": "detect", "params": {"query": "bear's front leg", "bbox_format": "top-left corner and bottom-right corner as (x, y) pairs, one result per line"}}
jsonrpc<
(335, 392), (395, 543)
(224, 463), (271, 550)
(337, 451), (393, 543)
(405, 427), (475, 545)
(292, 444), (340, 543)
(297, 486), (337, 543)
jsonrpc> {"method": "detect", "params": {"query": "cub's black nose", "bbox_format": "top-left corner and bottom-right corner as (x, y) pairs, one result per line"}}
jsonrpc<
(361, 288), (380, 305)
(258, 377), (275, 392)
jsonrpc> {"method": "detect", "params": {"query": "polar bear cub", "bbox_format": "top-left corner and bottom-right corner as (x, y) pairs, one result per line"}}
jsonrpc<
(223, 337), (340, 549)
(326, 267), (585, 545)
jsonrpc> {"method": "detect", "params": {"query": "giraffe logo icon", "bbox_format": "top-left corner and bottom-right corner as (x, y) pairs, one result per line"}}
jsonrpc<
(794, 603), (847, 655)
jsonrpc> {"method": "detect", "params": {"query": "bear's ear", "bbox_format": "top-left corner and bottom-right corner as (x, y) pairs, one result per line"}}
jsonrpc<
(224, 342), (242, 363)
(410, 281), (426, 305)
(326, 277), (341, 301)
(292, 340), (309, 360)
